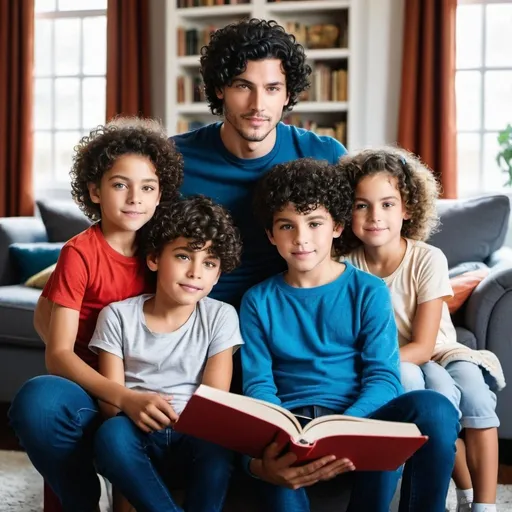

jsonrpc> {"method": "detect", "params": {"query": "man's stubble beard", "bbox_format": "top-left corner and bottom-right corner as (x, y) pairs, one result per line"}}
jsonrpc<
(223, 105), (283, 143)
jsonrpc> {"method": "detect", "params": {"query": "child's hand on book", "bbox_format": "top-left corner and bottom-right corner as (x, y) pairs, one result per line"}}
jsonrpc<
(250, 441), (355, 489)
(120, 390), (179, 432)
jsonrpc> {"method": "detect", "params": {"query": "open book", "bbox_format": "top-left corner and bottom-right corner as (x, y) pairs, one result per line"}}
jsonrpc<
(175, 385), (428, 471)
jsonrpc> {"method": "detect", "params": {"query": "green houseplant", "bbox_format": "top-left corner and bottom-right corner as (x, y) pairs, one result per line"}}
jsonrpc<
(497, 124), (512, 187)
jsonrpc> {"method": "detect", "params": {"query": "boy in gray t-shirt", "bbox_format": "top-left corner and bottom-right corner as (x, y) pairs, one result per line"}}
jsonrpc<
(90, 196), (244, 512)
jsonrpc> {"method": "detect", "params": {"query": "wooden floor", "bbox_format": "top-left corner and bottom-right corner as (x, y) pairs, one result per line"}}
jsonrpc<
(1, 403), (511, 484)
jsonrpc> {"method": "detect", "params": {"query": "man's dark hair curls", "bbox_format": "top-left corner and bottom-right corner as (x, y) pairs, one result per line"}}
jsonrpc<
(200, 19), (311, 116)
(145, 195), (242, 273)
(253, 158), (352, 256)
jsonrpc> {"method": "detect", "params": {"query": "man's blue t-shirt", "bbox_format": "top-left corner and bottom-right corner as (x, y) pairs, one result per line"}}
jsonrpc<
(240, 262), (403, 417)
(172, 122), (346, 306)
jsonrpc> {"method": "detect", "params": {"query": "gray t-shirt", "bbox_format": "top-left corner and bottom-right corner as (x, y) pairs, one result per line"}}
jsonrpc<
(89, 294), (243, 414)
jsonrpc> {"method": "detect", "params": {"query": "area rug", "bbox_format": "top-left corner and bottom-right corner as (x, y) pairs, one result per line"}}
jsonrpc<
(1, 450), (511, 511)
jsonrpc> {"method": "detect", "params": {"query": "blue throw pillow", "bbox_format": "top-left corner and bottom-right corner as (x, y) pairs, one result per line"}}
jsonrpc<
(9, 242), (64, 283)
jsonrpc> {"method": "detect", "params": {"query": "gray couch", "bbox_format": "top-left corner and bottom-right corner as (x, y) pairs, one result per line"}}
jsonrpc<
(1, 194), (512, 443)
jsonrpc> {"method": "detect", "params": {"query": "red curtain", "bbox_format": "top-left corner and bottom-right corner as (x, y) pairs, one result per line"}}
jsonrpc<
(0, 0), (34, 216)
(106, 0), (151, 120)
(397, 0), (458, 198)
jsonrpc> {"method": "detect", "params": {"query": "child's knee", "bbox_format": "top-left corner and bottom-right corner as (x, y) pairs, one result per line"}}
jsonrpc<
(400, 362), (426, 392)
(95, 415), (141, 457)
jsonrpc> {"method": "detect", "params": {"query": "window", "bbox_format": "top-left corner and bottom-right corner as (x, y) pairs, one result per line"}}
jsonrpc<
(456, 0), (512, 196)
(33, 0), (107, 191)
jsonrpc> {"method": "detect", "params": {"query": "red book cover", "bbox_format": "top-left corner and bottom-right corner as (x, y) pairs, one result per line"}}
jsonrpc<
(174, 386), (428, 471)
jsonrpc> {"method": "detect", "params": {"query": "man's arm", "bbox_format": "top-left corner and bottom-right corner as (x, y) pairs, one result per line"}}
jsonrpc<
(343, 283), (403, 418)
(239, 293), (280, 405)
(34, 296), (53, 344)
(400, 298), (444, 365)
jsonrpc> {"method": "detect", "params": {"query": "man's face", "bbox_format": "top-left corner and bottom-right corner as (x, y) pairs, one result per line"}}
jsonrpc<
(217, 59), (290, 143)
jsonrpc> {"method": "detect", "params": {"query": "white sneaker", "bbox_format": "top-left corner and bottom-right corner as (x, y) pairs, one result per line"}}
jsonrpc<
(457, 503), (472, 512)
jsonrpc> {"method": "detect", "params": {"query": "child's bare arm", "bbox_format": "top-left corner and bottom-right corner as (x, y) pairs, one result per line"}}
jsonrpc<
(45, 305), (131, 408)
(97, 350), (126, 418)
(34, 296), (53, 344)
(400, 298), (444, 365)
(201, 348), (234, 391)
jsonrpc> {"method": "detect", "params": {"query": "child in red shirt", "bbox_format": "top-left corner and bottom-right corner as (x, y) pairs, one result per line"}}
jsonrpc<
(9, 117), (184, 512)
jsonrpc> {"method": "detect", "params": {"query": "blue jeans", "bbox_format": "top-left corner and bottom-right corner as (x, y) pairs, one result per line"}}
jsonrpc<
(9, 375), (233, 512)
(401, 361), (462, 413)
(94, 414), (233, 512)
(259, 390), (459, 512)
(9, 375), (102, 511)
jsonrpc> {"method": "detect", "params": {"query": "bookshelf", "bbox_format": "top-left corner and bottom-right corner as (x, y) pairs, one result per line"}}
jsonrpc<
(165, 0), (365, 148)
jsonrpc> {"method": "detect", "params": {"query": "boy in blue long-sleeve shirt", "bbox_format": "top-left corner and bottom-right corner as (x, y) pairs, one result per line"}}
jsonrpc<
(240, 158), (459, 512)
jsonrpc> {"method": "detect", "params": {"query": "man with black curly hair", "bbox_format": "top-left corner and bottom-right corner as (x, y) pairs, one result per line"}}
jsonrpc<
(89, 196), (243, 511)
(9, 117), (184, 511)
(175, 18), (346, 308)
(240, 159), (459, 512)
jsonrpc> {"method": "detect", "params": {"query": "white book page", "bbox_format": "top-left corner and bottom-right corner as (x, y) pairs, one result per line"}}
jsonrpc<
(302, 415), (422, 444)
(195, 385), (303, 437)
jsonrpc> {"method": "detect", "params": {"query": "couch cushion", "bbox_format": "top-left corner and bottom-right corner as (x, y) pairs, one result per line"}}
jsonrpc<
(37, 198), (92, 242)
(9, 242), (63, 283)
(455, 326), (477, 350)
(429, 195), (510, 268)
(0, 285), (43, 349)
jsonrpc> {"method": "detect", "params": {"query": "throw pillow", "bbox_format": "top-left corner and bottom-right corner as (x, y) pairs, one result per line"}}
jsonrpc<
(36, 198), (91, 242)
(25, 263), (56, 289)
(9, 242), (64, 283)
(446, 269), (489, 314)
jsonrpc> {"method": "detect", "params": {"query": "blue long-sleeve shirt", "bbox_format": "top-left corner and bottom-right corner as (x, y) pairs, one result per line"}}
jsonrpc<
(240, 263), (403, 418)
(173, 122), (346, 307)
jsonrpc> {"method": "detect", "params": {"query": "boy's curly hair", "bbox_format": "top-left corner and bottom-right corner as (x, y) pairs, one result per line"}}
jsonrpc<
(337, 147), (440, 255)
(253, 158), (352, 256)
(144, 195), (242, 273)
(200, 18), (311, 116)
(70, 117), (184, 221)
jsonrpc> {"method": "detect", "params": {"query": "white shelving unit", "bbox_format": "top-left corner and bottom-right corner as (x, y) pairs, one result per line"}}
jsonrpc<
(164, 0), (365, 148)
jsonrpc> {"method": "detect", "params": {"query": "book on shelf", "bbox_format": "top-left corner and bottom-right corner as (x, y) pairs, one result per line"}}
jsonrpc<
(177, 26), (218, 57)
(174, 385), (428, 471)
(176, 0), (250, 7)
(177, 75), (205, 103)
(307, 65), (347, 102)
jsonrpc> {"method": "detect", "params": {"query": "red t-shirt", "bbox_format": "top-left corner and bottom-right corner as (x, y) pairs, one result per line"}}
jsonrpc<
(42, 224), (148, 369)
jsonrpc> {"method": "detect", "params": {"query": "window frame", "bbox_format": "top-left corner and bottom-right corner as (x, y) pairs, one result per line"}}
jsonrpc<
(33, 5), (107, 194)
(456, 0), (512, 195)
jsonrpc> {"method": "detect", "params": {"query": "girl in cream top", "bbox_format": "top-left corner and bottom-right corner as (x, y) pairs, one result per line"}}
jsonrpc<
(337, 147), (502, 512)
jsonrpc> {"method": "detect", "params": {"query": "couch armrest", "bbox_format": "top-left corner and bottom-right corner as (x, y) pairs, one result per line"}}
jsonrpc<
(486, 246), (512, 270)
(0, 217), (47, 286)
(464, 266), (512, 351)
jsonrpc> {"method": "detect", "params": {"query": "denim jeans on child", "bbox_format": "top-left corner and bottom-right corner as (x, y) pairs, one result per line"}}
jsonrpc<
(94, 414), (233, 512)
(9, 375), (103, 512)
(9, 375), (233, 512)
(258, 390), (459, 512)
(401, 360), (499, 429)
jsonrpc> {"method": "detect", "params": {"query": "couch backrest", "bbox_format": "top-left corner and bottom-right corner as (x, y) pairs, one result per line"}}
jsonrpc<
(428, 194), (511, 268)
(0, 217), (48, 286)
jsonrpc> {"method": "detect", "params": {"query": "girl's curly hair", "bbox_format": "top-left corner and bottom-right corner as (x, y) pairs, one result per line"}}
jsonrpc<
(70, 117), (184, 221)
(144, 195), (242, 273)
(337, 147), (440, 255)
(253, 158), (352, 256)
(200, 18), (311, 116)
